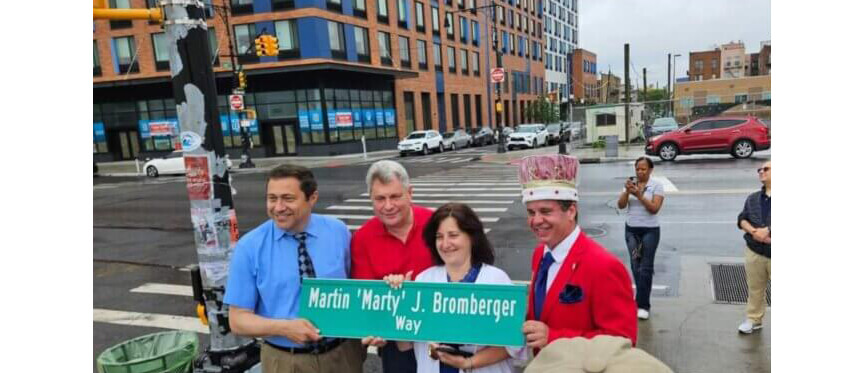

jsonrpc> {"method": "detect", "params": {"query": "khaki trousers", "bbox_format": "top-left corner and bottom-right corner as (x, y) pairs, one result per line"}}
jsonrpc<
(261, 339), (366, 373)
(744, 246), (771, 324)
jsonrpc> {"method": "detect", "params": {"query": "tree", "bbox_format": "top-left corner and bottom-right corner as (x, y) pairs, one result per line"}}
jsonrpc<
(528, 95), (558, 124)
(638, 88), (670, 118)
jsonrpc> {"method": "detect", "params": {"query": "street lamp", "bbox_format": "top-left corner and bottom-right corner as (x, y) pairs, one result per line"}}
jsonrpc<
(672, 54), (681, 117)
(447, 1), (505, 153)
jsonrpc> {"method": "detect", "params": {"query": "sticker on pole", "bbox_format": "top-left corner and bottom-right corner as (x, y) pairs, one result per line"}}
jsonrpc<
(185, 156), (211, 200)
(490, 68), (506, 83)
(230, 95), (244, 111)
(180, 132), (202, 151)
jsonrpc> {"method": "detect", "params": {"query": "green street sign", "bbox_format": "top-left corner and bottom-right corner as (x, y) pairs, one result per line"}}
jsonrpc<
(299, 278), (528, 347)
(222, 62), (232, 69)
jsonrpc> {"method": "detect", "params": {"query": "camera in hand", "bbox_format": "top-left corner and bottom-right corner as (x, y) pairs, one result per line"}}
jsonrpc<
(435, 345), (474, 358)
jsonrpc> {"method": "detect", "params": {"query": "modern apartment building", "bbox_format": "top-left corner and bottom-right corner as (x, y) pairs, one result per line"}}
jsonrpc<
(93, 0), (544, 161)
(542, 0), (578, 103)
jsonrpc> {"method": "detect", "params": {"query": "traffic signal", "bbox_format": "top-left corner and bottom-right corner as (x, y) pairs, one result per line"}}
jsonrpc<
(255, 36), (266, 57)
(237, 71), (247, 90)
(264, 35), (279, 56)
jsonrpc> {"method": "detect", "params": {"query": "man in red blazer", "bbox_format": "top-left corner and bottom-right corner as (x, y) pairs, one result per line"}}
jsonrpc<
(519, 154), (638, 351)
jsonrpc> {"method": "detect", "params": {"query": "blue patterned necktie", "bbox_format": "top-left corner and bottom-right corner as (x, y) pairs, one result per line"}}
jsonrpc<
(294, 232), (316, 280)
(533, 252), (556, 320)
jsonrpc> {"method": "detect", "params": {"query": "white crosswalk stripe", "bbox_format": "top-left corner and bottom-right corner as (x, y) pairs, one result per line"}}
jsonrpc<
(342, 199), (513, 205)
(324, 214), (500, 223)
(327, 205), (508, 213)
(94, 308), (209, 334)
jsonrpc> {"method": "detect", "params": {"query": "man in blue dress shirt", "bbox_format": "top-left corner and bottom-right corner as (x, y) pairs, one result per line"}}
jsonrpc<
(225, 164), (365, 373)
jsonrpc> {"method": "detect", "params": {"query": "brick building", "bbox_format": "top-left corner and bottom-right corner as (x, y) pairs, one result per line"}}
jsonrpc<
(570, 48), (597, 103)
(93, 0), (544, 161)
(687, 48), (721, 81)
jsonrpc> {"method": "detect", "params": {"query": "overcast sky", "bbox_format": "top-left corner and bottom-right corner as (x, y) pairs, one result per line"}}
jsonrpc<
(579, 0), (770, 90)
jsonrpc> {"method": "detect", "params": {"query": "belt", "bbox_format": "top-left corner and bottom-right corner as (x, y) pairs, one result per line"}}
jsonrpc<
(264, 338), (344, 355)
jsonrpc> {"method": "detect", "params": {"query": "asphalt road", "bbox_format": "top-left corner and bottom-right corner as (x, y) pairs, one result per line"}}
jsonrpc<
(93, 144), (769, 372)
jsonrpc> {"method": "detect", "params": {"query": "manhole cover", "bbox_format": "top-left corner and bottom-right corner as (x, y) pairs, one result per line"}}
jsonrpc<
(582, 227), (606, 238)
(710, 263), (770, 305)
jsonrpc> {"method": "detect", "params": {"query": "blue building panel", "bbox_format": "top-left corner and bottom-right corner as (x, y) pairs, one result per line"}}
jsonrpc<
(296, 0), (325, 9)
(253, 0), (272, 13)
(298, 18), (331, 59)
(435, 71), (445, 93)
(344, 24), (358, 62)
(342, 0), (352, 14)
(110, 38), (119, 74)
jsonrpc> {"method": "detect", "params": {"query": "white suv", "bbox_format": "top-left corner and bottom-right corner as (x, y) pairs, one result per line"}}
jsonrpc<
(507, 124), (549, 150)
(398, 130), (444, 156)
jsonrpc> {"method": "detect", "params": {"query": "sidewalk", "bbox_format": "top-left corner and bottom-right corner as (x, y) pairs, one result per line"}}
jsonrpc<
(95, 150), (399, 177)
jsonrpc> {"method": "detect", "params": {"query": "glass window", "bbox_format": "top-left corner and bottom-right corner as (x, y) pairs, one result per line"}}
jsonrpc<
(327, 21), (346, 58)
(378, 31), (392, 65)
(432, 7), (440, 33)
(404, 92), (416, 134)
(377, 0), (389, 22)
(354, 26), (370, 60)
(472, 51), (479, 76)
(415, 2), (425, 31)
(354, 0), (365, 11)
(445, 12), (454, 38)
(398, 0), (408, 28)
(233, 24), (255, 55)
(274, 20), (299, 52)
(417, 39), (427, 69)
(151, 33), (170, 70)
(113, 36), (138, 73)
(460, 49), (468, 75)
(447, 46), (456, 73)
(207, 28), (219, 64)
(399, 36), (411, 68)
(434, 43), (442, 71)
(93, 40), (101, 75)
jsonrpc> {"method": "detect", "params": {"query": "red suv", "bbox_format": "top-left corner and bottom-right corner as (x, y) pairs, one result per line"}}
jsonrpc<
(645, 116), (770, 161)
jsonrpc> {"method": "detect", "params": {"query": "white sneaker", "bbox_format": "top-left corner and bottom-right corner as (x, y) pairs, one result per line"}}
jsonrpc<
(737, 319), (763, 334)
(637, 308), (650, 320)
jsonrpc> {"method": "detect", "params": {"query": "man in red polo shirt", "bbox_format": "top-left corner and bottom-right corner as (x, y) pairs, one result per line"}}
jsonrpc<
(351, 160), (434, 373)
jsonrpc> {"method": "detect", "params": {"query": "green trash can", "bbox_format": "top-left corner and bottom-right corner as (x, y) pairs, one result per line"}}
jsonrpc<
(97, 331), (199, 373)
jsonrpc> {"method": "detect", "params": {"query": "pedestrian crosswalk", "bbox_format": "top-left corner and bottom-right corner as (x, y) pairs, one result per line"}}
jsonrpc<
(319, 163), (522, 236)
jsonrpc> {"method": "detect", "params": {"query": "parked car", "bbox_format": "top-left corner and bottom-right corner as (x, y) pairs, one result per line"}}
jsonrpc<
(144, 150), (233, 177)
(442, 129), (471, 151)
(545, 123), (566, 144)
(507, 124), (549, 150)
(470, 126), (495, 146)
(645, 116), (770, 161)
(398, 130), (444, 156)
(647, 117), (680, 137)
(501, 126), (514, 138)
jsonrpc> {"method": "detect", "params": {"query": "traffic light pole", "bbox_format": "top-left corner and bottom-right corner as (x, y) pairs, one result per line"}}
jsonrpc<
(162, 2), (258, 372)
(491, 3), (506, 153)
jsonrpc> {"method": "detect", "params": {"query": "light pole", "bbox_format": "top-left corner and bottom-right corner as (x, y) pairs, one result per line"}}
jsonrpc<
(450, 1), (504, 152)
(672, 53), (681, 117)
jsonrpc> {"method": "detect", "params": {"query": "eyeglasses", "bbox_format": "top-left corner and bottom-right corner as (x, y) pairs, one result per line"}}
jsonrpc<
(757, 167), (771, 174)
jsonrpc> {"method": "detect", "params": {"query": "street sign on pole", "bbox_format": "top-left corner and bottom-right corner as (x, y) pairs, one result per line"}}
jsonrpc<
(229, 94), (244, 111)
(490, 68), (505, 83)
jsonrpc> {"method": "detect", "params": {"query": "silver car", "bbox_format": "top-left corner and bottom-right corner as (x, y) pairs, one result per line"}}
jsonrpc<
(442, 129), (471, 151)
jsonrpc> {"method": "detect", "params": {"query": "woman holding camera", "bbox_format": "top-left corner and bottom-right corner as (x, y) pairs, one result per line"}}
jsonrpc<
(617, 157), (666, 321)
(384, 203), (525, 373)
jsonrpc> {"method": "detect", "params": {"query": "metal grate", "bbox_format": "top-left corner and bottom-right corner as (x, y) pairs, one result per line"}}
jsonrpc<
(710, 263), (770, 306)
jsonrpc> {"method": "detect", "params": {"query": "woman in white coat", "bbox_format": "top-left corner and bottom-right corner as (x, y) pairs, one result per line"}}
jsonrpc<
(385, 203), (526, 373)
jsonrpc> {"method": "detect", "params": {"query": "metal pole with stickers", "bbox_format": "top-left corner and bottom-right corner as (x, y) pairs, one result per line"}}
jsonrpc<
(162, 1), (259, 371)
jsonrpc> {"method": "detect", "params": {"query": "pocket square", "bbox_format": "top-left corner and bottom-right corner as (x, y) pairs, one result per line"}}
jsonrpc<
(559, 284), (584, 304)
